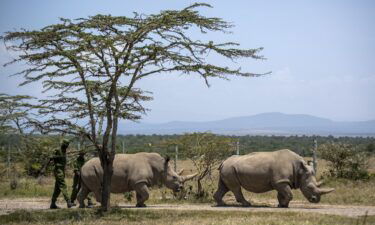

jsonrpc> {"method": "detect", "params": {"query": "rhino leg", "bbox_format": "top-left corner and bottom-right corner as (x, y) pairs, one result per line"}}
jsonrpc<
(213, 178), (229, 206)
(77, 182), (90, 208)
(275, 183), (293, 208)
(134, 183), (149, 207)
(232, 187), (251, 207)
(93, 189), (102, 204)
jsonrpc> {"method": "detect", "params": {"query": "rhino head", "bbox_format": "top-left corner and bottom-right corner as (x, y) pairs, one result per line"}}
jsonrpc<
(163, 156), (197, 192)
(299, 162), (334, 203)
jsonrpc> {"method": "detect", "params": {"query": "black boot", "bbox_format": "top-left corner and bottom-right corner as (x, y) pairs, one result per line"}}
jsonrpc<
(50, 201), (60, 209)
(87, 200), (95, 208)
(67, 200), (74, 208)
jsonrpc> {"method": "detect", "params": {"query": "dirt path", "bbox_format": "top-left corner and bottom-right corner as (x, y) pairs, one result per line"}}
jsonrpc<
(0, 198), (374, 218)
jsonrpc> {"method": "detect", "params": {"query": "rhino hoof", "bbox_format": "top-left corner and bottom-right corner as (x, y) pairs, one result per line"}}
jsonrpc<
(242, 202), (251, 207)
(136, 203), (146, 208)
(216, 202), (227, 207)
(278, 204), (289, 208)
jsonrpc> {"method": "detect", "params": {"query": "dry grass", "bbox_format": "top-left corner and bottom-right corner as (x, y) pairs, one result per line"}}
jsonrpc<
(1, 158), (374, 207)
(1, 208), (374, 225)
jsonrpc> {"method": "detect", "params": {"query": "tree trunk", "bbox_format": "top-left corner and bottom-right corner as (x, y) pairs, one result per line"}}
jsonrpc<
(99, 151), (115, 212)
(197, 178), (204, 198)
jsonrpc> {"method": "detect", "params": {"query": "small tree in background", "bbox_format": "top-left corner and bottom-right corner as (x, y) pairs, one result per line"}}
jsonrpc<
(0, 94), (32, 181)
(0, 94), (34, 134)
(318, 142), (369, 180)
(366, 143), (375, 154)
(2, 3), (268, 211)
(176, 132), (234, 197)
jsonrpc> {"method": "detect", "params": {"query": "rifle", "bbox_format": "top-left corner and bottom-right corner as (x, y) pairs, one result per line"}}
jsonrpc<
(37, 157), (52, 178)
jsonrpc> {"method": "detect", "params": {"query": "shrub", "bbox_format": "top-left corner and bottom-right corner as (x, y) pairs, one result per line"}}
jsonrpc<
(164, 132), (234, 198)
(21, 136), (59, 177)
(318, 142), (369, 180)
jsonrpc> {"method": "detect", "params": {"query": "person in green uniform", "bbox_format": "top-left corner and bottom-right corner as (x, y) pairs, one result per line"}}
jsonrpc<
(50, 139), (73, 209)
(70, 150), (94, 207)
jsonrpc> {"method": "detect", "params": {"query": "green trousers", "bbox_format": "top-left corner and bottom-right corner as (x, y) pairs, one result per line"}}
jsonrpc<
(70, 173), (92, 203)
(51, 171), (70, 203)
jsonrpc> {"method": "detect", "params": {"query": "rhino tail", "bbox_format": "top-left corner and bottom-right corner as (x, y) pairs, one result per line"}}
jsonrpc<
(218, 162), (224, 171)
(93, 165), (103, 190)
(218, 176), (229, 192)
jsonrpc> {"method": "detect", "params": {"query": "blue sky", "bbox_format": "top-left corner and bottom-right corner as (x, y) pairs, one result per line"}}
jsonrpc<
(0, 0), (374, 122)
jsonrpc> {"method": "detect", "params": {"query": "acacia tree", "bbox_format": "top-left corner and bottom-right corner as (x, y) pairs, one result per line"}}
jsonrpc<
(2, 3), (267, 211)
(175, 132), (234, 197)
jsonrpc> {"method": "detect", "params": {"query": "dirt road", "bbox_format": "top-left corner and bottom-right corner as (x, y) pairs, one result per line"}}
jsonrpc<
(0, 198), (374, 218)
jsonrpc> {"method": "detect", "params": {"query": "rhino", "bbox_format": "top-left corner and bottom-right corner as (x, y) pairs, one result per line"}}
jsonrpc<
(78, 152), (197, 208)
(213, 149), (334, 208)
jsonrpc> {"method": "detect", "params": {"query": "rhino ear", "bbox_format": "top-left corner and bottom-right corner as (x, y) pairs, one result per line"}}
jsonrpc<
(299, 161), (311, 175)
(164, 156), (170, 164)
(300, 161), (308, 171)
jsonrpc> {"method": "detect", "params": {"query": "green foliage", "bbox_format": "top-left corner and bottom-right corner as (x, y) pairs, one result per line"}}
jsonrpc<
(123, 192), (133, 202)
(366, 143), (375, 153)
(318, 142), (369, 180)
(113, 134), (375, 157)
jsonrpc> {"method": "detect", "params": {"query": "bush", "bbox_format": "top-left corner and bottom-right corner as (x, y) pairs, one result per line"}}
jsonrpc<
(318, 142), (369, 180)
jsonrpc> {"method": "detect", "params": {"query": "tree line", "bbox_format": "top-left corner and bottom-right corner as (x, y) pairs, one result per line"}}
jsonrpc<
(1, 133), (374, 159)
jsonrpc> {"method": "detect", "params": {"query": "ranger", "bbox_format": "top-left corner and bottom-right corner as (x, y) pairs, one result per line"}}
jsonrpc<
(50, 139), (73, 209)
(70, 150), (94, 207)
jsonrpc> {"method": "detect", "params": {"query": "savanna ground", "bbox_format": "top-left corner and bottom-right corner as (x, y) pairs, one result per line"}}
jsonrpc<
(0, 159), (375, 224)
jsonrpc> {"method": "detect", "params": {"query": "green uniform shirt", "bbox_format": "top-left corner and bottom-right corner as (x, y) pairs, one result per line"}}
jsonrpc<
(73, 155), (85, 172)
(52, 148), (67, 173)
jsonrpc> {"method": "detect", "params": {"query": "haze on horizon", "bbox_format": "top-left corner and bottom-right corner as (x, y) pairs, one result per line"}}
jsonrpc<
(0, 0), (374, 123)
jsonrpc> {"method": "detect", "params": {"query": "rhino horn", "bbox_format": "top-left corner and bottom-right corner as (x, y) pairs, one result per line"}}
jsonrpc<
(318, 188), (335, 195)
(182, 173), (198, 182)
(316, 181), (324, 187)
(177, 169), (184, 176)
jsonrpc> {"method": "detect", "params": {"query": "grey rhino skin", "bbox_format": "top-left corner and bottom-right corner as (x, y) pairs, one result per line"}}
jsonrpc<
(213, 149), (334, 208)
(78, 152), (196, 207)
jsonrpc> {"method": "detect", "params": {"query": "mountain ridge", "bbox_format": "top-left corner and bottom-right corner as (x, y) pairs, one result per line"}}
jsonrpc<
(118, 112), (375, 136)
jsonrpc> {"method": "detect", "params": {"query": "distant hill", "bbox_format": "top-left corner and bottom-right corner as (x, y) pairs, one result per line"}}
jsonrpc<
(118, 112), (375, 136)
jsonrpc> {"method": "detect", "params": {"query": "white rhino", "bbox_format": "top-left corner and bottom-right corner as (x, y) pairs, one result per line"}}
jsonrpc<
(213, 149), (334, 208)
(78, 152), (197, 208)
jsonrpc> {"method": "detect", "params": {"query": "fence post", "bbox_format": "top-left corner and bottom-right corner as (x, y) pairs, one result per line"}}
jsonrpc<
(7, 145), (11, 179)
(236, 140), (240, 155)
(174, 145), (178, 171)
(122, 141), (125, 154)
(312, 139), (318, 173)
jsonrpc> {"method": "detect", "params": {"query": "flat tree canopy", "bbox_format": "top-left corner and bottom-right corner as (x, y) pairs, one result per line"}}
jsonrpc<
(1, 3), (268, 211)
(0, 94), (34, 134)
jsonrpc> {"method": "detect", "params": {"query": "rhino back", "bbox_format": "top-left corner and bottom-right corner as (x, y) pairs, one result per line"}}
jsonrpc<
(220, 149), (302, 193)
(115, 153), (165, 190)
(81, 153), (166, 193)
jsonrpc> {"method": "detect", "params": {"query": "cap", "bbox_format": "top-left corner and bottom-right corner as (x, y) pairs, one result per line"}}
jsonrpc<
(61, 139), (70, 145)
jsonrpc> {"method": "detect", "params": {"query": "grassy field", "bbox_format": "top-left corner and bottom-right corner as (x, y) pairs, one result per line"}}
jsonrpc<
(1, 159), (375, 206)
(1, 208), (374, 225)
